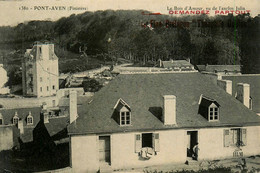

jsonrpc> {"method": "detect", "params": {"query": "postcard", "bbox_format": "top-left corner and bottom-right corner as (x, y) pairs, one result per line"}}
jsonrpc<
(0, 0), (259, 172)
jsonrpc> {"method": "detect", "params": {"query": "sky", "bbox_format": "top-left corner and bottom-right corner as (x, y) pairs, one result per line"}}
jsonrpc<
(0, 0), (259, 26)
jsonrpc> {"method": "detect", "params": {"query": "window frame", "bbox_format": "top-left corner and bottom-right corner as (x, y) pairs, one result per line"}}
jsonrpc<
(224, 128), (247, 147)
(135, 133), (160, 154)
(208, 105), (219, 121)
(120, 111), (131, 126)
(27, 117), (33, 125)
(13, 117), (19, 125)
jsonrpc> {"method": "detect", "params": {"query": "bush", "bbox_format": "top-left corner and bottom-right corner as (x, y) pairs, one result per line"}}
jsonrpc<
(82, 79), (102, 92)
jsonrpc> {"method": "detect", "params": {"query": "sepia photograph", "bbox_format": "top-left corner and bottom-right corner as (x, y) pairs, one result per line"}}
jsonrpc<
(0, 0), (259, 172)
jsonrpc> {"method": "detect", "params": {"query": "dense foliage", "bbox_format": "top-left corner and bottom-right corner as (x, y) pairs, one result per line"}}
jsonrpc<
(0, 10), (259, 74)
(82, 78), (103, 92)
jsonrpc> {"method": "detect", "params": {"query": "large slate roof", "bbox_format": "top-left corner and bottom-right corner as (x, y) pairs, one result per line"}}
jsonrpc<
(68, 72), (260, 135)
(222, 75), (260, 113)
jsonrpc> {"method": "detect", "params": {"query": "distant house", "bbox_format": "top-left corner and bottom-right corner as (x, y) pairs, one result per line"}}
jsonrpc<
(196, 65), (241, 74)
(158, 59), (195, 71)
(22, 42), (59, 98)
(0, 64), (10, 94)
(67, 72), (260, 172)
(0, 106), (69, 152)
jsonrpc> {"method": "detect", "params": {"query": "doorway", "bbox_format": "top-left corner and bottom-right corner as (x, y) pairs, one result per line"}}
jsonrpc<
(99, 136), (111, 164)
(186, 131), (198, 158)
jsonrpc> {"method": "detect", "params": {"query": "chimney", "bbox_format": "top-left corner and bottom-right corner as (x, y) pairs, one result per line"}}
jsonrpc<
(236, 83), (250, 108)
(163, 95), (176, 125)
(69, 90), (78, 123)
(42, 102), (47, 110)
(217, 80), (232, 95)
(43, 112), (49, 123)
(18, 120), (24, 134)
(217, 74), (222, 80)
(186, 58), (190, 63)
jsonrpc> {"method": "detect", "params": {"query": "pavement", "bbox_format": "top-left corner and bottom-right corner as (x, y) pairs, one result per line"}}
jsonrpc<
(113, 156), (260, 173)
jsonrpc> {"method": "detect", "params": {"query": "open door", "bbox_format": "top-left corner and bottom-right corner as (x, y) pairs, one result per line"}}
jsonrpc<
(187, 131), (198, 158)
(99, 136), (111, 164)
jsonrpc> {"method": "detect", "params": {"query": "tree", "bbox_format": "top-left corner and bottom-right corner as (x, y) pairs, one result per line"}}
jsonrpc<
(82, 79), (102, 92)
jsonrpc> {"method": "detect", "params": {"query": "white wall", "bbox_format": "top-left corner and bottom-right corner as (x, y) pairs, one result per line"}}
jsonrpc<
(70, 135), (99, 173)
(0, 125), (13, 151)
(198, 126), (260, 160)
(0, 96), (58, 109)
(70, 125), (260, 172)
(111, 130), (186, 170)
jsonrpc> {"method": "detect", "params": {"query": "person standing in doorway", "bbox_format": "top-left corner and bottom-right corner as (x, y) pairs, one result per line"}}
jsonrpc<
(192, 142), (199, 160)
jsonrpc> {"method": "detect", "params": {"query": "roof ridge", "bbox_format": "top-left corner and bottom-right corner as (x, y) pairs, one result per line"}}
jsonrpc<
(121, 71), (198, 75)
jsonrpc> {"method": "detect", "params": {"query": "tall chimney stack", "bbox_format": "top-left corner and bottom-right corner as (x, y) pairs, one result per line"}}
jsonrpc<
(236, 83), (250, 108)
(163, 95), (176, 125)
(18, 120), (24, 134)
(217, 79), (232, 95)
(69, 90), (78, 124)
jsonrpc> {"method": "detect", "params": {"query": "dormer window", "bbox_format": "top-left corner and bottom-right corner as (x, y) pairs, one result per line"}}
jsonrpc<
(114, 98), (131, 126)
(120, 111), (131, 125)
(209, 107), (219, 121)
(27, 112), (33, 125)
(13, 112), (19, 125)
(199, 95), (220, 122)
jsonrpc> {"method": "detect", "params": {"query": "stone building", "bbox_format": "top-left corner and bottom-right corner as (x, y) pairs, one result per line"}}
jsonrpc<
(67, 72), (260, 172)
(22, 42), (59, 98)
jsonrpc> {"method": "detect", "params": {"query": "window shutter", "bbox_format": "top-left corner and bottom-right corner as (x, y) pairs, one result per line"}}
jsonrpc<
(135, 134), (141, 153)
(153, 133), (160, 152)
(241, 129), (247, 146)
(224, 129), (230, 147)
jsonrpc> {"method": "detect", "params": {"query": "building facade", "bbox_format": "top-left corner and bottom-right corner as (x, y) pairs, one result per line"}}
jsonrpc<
(22, 42), (59, 97)
(67, 72), (260, 172)
(0, 64), (10, 94)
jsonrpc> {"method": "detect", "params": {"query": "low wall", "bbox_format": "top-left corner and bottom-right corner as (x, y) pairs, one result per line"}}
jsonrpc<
(0, 96), (58, 109)
(35, 167), (72, 173)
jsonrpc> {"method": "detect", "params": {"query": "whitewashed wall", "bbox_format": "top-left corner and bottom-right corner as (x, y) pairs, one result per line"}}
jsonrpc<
(70, 125), (260, 172)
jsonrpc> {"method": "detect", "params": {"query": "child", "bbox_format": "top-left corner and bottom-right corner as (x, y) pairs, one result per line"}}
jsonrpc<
(192, 142), (199, 160)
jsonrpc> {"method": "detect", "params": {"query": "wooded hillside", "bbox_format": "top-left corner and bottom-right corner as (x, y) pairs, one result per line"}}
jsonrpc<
(0, 10), (259, 74)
